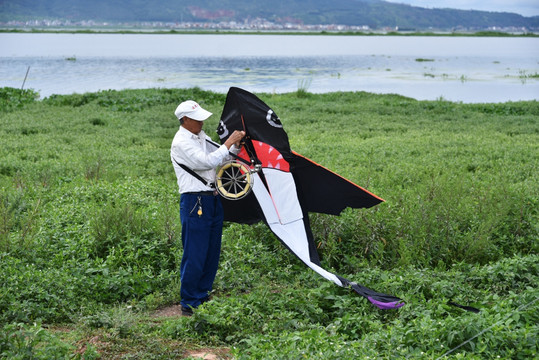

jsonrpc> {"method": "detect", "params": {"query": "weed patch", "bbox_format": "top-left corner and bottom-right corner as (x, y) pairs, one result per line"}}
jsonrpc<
(0, 88), (537, 358)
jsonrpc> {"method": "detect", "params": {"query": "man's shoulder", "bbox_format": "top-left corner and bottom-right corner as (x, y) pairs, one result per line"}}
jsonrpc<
(172, 127), (191, 142)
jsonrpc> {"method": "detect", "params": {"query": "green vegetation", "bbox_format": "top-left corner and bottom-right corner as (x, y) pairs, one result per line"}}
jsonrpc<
(519, 70), (539, 79)
(1, 87), (537, 359)
(1, 29), (539, 37)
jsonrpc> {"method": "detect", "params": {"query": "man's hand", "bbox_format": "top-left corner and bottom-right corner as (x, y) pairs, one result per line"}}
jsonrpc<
(224, 130), (246, 149)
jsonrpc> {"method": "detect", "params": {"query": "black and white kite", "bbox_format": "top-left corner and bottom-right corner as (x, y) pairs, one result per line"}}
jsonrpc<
(214, 87), (404, 310)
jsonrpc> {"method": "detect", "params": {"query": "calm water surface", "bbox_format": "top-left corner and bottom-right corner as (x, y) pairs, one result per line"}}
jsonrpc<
(1, 33), (538, 102)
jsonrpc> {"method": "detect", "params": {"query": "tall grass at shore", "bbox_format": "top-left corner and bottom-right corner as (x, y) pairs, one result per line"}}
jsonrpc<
(0, 87), (537, 359)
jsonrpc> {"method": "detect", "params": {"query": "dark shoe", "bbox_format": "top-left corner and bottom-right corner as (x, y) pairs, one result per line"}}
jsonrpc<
(181, 305), (193, 316)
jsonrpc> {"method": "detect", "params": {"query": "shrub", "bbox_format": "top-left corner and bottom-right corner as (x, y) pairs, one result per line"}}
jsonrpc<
(0, 87), (39, 112)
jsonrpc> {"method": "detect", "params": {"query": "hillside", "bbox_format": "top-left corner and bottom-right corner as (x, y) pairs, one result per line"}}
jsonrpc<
(1, 0), (538, 30)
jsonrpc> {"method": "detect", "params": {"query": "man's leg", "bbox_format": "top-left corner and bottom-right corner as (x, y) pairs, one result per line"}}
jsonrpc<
(179, 194), (214, 309)
(199, 195), (224, 298)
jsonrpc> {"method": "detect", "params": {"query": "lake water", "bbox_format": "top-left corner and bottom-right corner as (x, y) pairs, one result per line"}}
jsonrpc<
(1, 33), (538, 103)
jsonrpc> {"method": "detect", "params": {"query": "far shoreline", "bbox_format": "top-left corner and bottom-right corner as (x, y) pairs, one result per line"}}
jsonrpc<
(1, 28), (538, 37)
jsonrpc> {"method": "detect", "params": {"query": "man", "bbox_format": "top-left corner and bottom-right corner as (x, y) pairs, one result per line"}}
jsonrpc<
(170, 100), (245, 316)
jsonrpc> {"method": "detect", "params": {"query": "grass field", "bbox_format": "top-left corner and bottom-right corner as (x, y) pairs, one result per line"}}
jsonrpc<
(1, 87), (537, 359)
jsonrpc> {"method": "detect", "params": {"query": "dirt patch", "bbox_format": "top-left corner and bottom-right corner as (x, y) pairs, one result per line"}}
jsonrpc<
(75, 335), (108, 356)
(185, 348), (231, 359)
(152, 304), (185, 318)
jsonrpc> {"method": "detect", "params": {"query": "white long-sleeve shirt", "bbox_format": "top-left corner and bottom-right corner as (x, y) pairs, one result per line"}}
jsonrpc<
(170, 126), (237, 194)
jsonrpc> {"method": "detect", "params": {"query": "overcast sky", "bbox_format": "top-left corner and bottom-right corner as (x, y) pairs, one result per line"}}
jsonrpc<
(384, 1), (539, 17)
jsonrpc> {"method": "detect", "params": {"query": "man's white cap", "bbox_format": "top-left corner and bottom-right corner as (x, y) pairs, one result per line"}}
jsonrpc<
(174, 100), (212, 121)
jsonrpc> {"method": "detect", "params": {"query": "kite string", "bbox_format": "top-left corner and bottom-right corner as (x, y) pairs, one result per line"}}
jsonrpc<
(436, 296), (539, 359)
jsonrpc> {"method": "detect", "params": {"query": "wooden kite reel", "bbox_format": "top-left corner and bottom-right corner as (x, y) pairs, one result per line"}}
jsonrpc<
(216, 160), (259, 200)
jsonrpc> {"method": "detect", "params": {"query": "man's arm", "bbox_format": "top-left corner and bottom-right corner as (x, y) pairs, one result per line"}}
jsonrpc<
(223, 130), (245, 149)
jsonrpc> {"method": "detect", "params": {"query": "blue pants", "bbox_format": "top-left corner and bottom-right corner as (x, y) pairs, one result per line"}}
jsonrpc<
(179, 193), (223, 309)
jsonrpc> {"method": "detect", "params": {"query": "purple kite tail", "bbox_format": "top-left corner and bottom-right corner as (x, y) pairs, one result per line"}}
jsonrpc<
(338, 276), (405, 310)
(368, 297), (405, 310)
(337, 277), (481, 312)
